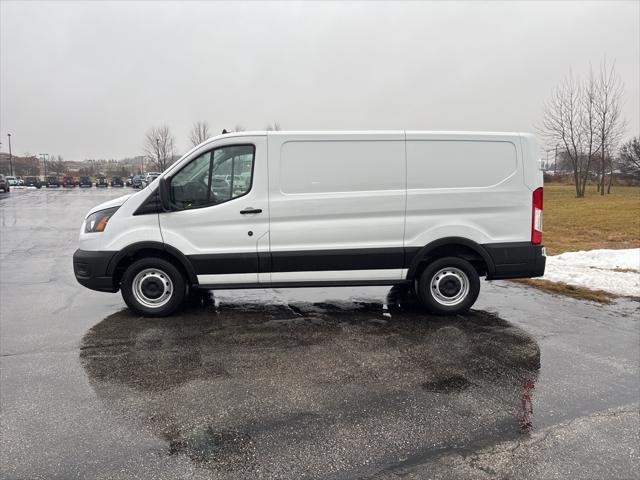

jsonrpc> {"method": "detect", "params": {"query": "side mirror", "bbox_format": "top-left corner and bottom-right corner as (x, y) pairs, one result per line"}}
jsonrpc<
(158, 177), (172, 212)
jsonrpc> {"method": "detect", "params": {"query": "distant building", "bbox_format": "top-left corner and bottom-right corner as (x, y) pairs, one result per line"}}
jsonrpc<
(0, 153), (41, 176)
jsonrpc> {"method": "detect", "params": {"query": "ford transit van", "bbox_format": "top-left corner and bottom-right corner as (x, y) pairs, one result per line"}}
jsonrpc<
(73, 131), (545, 317)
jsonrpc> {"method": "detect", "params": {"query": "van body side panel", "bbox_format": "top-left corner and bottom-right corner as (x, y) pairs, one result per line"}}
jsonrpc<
(519, 133), (544, 190)
(266, 132), (406, 282)
(404, 133), (531, 256)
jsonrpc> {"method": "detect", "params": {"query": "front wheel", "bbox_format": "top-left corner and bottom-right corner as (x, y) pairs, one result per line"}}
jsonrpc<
(121, 258), (186, 317)
(417, 257), (480, 315)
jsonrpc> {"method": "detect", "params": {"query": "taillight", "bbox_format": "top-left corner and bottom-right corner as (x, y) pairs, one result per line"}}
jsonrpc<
(532, 187), (543, 244)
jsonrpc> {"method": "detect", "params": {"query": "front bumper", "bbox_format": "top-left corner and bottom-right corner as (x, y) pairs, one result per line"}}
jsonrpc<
(483, 242), (546, 280)
(73, 249), (118, 292)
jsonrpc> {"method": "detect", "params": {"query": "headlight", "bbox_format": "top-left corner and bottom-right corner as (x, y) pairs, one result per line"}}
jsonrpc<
(85, 207), (119, 233)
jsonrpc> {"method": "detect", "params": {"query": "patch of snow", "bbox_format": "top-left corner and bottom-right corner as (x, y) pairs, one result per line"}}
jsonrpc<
(543, 248), (640, 297)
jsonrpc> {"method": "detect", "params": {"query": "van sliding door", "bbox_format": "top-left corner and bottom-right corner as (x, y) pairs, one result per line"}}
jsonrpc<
(266, 132), (406, 283)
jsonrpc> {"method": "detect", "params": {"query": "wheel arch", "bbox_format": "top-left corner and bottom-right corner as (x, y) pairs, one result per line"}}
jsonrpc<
(406, 237), (495, 281)
(106, 241), (198, 289)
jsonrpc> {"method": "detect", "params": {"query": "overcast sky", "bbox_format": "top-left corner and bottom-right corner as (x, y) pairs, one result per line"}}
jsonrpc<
(1, 0), (638, 160)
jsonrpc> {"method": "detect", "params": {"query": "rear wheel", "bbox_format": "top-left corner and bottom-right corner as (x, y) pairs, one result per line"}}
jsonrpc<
(121, 257), (185, 317)
(417, 256), (480, 315)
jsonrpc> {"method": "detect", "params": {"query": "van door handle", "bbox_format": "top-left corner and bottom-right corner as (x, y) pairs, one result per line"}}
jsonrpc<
(240, 207), (262, 214)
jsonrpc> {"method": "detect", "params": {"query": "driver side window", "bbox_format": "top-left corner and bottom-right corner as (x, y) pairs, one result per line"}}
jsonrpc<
(170, 144), (255, 210)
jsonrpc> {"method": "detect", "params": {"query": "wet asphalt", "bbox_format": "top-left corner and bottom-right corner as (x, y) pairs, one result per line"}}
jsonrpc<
(0, 188), (638, 480)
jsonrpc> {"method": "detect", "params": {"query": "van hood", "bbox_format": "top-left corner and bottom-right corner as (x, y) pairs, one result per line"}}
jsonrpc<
(86, 194), (133, 217)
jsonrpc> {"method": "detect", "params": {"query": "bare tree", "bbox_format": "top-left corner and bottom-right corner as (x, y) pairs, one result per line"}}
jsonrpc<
(22, 152), (39, 175)
(578, 67), (600, 196)
(189, 121), (211, 148)
(540, 61), (626, 197)
(618, 137), (640, 181)
(51, 155), (66, 176)
(144, 125), (175, 172)
(540, 72), (590, 197)
(594, 60), (625, 194)
(265, 121), (281, 131)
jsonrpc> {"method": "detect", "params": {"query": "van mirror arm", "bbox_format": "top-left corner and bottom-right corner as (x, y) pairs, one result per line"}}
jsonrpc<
(158, 177), (172, 212)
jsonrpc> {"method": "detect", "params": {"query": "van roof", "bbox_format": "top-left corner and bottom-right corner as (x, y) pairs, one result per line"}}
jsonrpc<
(216, 129), (525, 135)
(204, 130), (528, 142)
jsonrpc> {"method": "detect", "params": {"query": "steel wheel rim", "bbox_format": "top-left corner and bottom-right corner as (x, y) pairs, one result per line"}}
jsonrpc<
(132, 268), (173, 308)
(430, 267), (470, 306)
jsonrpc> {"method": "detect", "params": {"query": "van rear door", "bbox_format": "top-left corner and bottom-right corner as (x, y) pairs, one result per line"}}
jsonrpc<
(266, 132), (406, 283)
(159, 135), (269, 286)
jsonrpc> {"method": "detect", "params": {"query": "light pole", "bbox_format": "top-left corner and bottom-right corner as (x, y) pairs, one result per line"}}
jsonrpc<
(7, 133), (13, 176)
(544, 148), (552, 172)
(544, 144), (559, 174)
(39, 154), (49, 177)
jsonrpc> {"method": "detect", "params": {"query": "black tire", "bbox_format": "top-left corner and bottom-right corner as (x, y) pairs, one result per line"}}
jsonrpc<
(121, 257), (186, 317)
(416, 256), (480, 315)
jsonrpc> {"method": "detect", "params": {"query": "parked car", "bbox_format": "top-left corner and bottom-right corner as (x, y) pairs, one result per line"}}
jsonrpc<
(24, 176), (42, 188)
(211, 175), (231, 197)
(46, 176), (60, 188)
(143, 172), (161, 187)
(63, 176), (77, 188)
(0, 174), (9, 193)
(73, 130), (545, 317)
(5, 176), (18, 186)
(125, 176), (133, 187)
(224, 174), (245, 187)
(16, 176), (24, 186)
(131, 175), (144, 189)
(95, 175), (108, 188)
(111, 176), (124, 187)
(79, 176), (92, 188)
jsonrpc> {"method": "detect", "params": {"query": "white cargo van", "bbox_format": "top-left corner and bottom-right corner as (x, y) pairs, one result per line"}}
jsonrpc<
(73, 131), (545, 317)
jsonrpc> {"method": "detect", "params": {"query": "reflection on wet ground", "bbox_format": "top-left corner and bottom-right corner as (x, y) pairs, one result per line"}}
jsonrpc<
(80, 287), (540, 477)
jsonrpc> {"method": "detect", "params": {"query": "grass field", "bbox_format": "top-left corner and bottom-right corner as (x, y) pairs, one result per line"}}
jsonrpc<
(513, 279), (618, 303)
(542, 184), (640, 255)
(519, 184), (639, 302)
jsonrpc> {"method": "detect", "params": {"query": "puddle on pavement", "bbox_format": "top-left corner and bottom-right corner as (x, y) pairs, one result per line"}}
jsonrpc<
(166, 427), (254, 470)
(420, 374), (474, 393)
(80, 286), (541, 474)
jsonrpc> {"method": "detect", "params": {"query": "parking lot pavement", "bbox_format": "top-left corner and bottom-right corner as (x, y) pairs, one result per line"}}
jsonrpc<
(1, 189), (639, 480)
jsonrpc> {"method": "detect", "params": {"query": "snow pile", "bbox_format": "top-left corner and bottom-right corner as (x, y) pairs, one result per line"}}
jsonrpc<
(543, 248), (640, 297)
